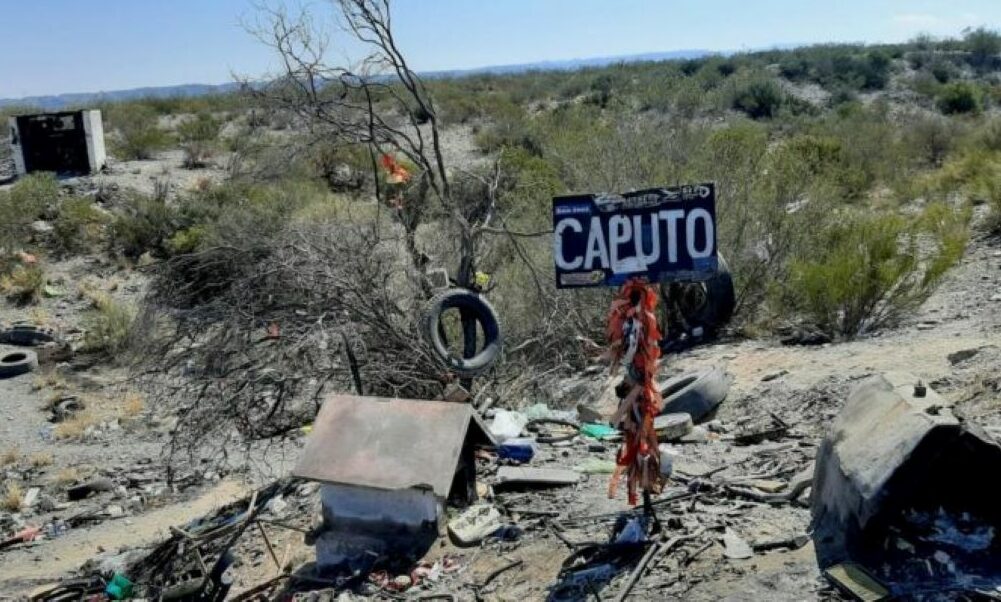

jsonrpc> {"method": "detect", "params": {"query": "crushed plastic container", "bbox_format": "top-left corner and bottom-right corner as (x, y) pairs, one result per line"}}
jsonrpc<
(489, 410), (528, 442)
(580, 423), (619, 440)
(497, 437), (536, 463)
(105, 573), (133, 600)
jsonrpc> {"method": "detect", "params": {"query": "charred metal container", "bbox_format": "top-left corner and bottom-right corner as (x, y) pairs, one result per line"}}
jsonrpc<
(812, 372), (1001, 595)
(9, 109), (106, 176)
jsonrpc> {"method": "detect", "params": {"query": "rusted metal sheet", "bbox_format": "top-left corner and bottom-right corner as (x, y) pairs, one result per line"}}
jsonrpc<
(293, 394), (495, 498)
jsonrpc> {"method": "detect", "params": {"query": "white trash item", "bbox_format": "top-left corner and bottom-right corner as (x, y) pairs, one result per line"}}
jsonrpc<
(659, 444), (679, 477)
(489, 409), (528, 442)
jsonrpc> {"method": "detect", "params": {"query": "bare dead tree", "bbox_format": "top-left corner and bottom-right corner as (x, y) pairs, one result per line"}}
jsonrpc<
(134, 0), (599, 476)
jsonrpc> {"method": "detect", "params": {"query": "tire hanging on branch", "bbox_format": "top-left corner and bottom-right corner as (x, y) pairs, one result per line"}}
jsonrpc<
(421, 288), (503, 378)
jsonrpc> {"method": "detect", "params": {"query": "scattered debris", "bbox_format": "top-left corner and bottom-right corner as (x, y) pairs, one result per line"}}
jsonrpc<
(495, 467), (580, 489)
(447, 504), (503, 546)
(824, 562), (890, 601)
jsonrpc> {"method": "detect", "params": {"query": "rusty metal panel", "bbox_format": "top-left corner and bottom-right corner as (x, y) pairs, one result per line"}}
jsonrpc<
(293, 394), (494, 498)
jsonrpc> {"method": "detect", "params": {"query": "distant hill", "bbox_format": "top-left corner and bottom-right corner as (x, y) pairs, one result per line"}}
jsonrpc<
(0, 83), (244, 111)
(0, 49), (715, 111)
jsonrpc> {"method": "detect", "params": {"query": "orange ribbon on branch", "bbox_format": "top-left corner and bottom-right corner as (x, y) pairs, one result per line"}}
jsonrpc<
(380, 153), (411, 184)
(605, 278), (664, 505)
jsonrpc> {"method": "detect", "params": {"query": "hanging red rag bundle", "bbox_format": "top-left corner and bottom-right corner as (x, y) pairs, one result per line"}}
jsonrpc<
(605, 278), (664, 505)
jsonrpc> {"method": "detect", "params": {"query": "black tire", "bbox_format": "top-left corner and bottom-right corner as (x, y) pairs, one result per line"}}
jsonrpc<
(422, 289), (503, 378)
(676, 254), (736, 337)
(0, 350), (38, 379)
(0, 323), (57, 346)
(659, 365), (732, 423)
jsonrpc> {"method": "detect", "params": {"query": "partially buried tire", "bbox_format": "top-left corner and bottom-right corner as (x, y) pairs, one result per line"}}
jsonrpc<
(0, 350), (38, 379)
(675, 254), (736, 337)
(422, 289), (503, 378)
(659, 365), (733, 423)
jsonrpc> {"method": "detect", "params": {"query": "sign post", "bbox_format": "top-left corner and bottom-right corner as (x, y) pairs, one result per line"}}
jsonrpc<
(552, 183), (719, 508)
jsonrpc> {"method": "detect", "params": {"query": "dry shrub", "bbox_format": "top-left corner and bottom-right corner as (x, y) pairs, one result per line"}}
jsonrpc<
(29, 452), (53, 468)
(1, 446), (20, 466)
(82, 293), (136, 355)
(54, 467), (80, 485)
(1, 482), (24, 511)
(122, 392), (145, 418)
(54, 411), (98, 440)
(0, 264), (46, 304)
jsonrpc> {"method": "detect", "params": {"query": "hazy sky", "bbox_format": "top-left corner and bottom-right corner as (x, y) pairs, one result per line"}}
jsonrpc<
(3, 0), (1000, 99)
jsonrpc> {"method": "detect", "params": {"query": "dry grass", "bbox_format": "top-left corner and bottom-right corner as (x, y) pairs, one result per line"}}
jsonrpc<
(54, 467), (80, 486)
(27, 306), (52, 326)
(1, 446), (20, 466)
(54, 411), (98, 440)
(1, 482), (24, 511)
(29, 452), (53, 468)
(122, 392), (145, 418)
(32, 370), (65, 392)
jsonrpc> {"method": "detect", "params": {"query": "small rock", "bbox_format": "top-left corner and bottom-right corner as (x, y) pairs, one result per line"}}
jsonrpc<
(392, 575), (412, 590)
(991, 294), (1001, 302)
(106, 505), (125, 518)
(761, 370), (789, 382)
(947, 347), (982, 365)
(265, 495), (288, 517)
(35, 493), (58, 512)
(21, 488), (40, 509)
(678, 425), (709, 444)
(31, 220), (53, 234)
(723, 528), (753, 560)
(750, 479), (787, 493)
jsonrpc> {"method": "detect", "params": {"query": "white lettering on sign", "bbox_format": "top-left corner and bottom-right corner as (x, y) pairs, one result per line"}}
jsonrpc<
(686, 208), (714, 259)
(584, 216), (609, 269)
(554, 207), (715, 273)
(658, 209), (684, 263)
(554, 218), (583, 269)
(633, 214), (659, 267)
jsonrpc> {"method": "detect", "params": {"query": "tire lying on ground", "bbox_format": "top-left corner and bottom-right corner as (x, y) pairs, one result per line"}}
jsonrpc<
(0, 349), (39, 379)
(0, 323), (58, 346)
(675, 254), (736, 337)
(659, 365), (733, 423)
(421, 289), (503, 378)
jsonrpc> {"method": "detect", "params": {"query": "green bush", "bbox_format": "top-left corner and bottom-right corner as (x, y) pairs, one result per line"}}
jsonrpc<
(937, 82), (983, 114)
(177, 113), (221, 168)
(0, 173), (59, 252)
(108, 104), (170, 160)
(784, 204), (968, 337)
(110, 193), (181, 259)
(731, 77), (785, 119)
(53, 198), (111, 254)
(82, 293), (136, 356)
(0, 264), (46, 305)
(963, 27), (1001, 71)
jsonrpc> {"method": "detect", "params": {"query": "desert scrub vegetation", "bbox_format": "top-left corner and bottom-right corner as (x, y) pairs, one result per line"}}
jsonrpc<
(780, 203), (969, 337)
(0, 263), (47, 305)
(82, 292), (137, 356)
(53, 197), (111, 254)
(177, 112), (222, 168)
(0, 173), (59, 253)
(106, 103), (170, 160)
(55, 9), (998, 476)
